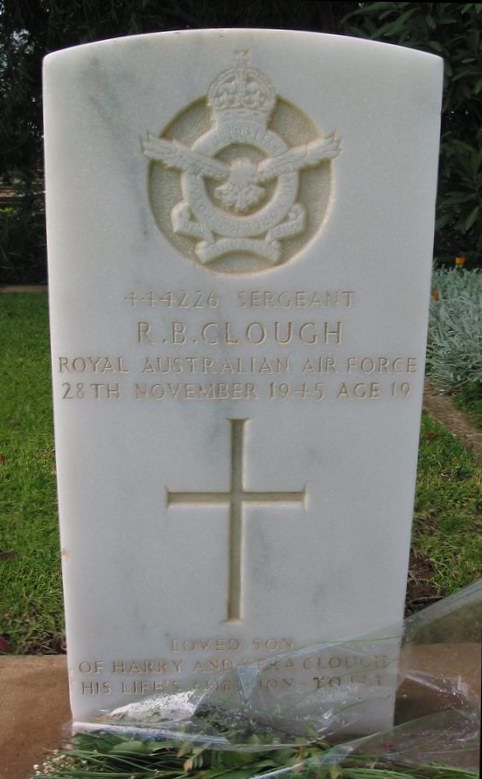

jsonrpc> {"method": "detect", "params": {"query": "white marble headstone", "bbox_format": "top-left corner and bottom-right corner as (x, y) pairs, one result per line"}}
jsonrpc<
(43, 29), (442, 732)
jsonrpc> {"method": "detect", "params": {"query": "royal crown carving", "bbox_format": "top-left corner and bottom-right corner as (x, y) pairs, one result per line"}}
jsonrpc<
(143, 51), (340, 273)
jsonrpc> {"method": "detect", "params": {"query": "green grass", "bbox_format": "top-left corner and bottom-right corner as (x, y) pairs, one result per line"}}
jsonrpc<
(1, 293), (481, 654)
(413, 413), (482, 596)
(0, 293), (63, 653)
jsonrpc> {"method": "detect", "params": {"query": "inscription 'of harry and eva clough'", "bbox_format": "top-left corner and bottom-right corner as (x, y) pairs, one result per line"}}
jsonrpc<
(78, 649), (392, 676)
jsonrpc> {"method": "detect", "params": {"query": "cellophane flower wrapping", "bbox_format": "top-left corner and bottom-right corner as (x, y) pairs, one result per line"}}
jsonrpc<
(66, 581), (481, 775)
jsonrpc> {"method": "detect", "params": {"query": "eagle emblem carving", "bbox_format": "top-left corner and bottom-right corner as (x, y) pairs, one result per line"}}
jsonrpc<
(143, 51), (341, 272)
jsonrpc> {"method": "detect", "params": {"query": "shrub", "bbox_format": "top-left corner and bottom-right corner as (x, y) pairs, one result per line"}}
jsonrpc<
(0, 195), (46, 284)
(1, 3), (481, 280)
(427, 267), (482, 388)
(343, 3), (482, 267)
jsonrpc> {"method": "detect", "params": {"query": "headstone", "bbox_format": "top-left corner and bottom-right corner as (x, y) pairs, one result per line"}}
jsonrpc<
(43, 29), (442, 733)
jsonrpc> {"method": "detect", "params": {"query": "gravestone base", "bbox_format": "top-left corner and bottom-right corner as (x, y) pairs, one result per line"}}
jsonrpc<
(1, 645), (479, 779)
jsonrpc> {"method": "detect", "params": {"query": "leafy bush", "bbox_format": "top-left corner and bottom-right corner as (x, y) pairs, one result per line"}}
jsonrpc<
(0, 196), (46, 284)
(343, 3), (482, 267)
(426, 268), (482, 388)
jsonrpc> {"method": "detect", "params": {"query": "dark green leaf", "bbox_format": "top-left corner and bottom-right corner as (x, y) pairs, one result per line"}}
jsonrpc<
(463, 205), (480, 231)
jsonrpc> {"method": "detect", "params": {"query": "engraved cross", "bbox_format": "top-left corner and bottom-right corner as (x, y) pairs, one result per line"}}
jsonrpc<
(166, 419), (306, 622)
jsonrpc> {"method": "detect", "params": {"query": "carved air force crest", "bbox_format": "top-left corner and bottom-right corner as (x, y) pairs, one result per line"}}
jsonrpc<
(143, 51), (340, 274)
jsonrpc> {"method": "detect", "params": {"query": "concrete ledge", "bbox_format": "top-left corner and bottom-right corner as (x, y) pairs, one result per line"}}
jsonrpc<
(0, 656), (69, 779)
(0, 286), (48, 293)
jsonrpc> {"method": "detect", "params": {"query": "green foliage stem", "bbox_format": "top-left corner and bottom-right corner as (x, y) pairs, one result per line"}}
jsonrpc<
(31, 732), (480, 779)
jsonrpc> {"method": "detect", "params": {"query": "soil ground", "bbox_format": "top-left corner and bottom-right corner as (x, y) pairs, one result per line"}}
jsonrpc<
(424, 383), (482, 464)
